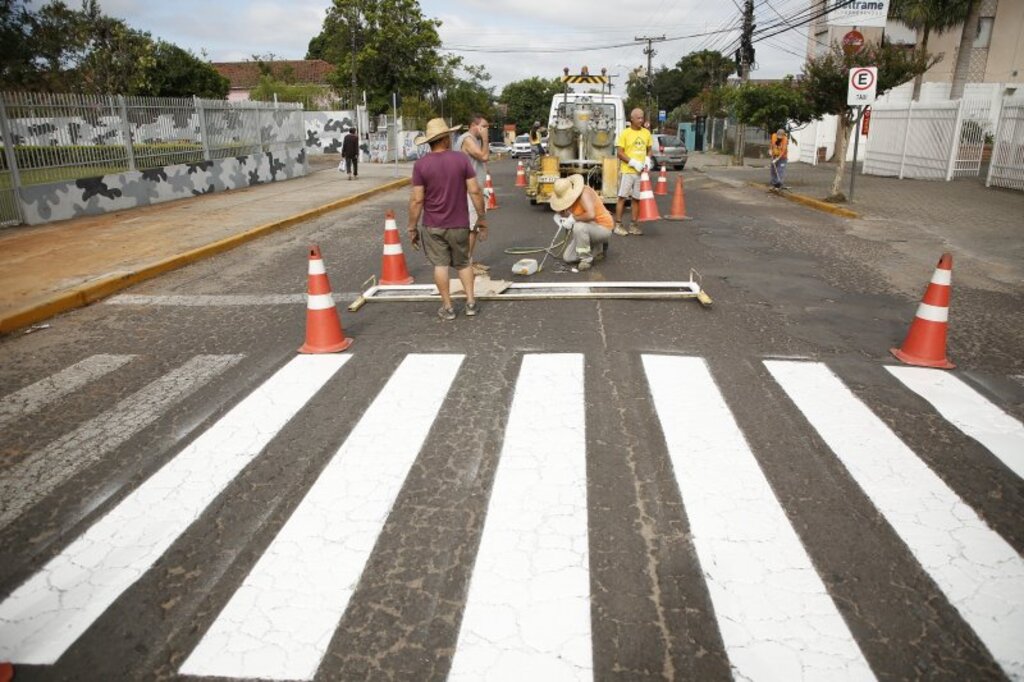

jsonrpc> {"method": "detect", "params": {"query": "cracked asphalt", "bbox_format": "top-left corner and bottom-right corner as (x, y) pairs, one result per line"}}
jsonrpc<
(0, 160), (1021, 681)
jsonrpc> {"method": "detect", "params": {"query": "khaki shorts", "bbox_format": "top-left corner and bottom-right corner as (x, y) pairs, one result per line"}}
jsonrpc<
(618, 172), (642, 199)
(424, 227), (471, 269)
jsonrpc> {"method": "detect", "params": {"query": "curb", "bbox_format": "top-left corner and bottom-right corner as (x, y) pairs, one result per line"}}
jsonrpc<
(0, 176), (411, 335)
(747, 182), (860, 219)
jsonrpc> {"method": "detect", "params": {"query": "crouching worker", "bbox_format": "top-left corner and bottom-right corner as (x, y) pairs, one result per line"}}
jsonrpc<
(549, 174), (614, 271)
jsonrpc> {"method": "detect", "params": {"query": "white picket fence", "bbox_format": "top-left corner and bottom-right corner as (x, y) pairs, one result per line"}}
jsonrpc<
(986, 98), (1024, 191)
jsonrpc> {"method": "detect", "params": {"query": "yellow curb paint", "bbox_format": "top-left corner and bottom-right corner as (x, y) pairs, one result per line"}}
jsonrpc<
(0, 177), (412, 335)
(748, 182), (860, 219)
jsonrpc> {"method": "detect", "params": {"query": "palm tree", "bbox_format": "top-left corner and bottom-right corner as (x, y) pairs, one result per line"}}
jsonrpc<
(889, 0), (970, 99)
(949, 0), (982, 99)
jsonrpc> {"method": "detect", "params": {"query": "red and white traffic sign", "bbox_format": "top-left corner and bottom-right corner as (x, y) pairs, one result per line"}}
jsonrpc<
(847, 66), (878, 106)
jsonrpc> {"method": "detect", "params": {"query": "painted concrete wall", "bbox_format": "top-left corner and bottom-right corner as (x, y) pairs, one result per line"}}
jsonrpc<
(19, 147), (307, 225)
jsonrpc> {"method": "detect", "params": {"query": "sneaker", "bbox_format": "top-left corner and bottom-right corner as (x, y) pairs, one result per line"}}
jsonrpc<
(627, 224), (644, 236)
(437, 306), (456, 321)
(464, 302), (479, 317)
(577, 260), (592, 271)
(613, 223), (628, 236)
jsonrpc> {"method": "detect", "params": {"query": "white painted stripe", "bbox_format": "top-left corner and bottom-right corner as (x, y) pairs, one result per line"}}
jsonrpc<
(181, 353), (462, 680)
(450, 354), (591, 681)
(643, 355), (874, 681)
(765, 361), (1024, 680)
(914, 302), (948, 323)
(0, 355), (349, 665)
(105, 294), (359, 306)
(382, 243), (404, 255)
(306, 293), (336, 310)
(0, 354), (243, 531)
(0, 354), (134, 431)
(887, 366), (1024, 480)
(930, 269), (952, 286)
(384, 219), (398, 230)
(639, 191), (655, 199)
(308, 259), (326, 275)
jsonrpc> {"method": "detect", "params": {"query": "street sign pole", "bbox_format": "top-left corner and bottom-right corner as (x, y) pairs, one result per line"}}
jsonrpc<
(849, 106), (865, 202)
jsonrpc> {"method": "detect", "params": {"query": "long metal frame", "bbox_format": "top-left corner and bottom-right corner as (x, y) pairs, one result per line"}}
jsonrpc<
(348, 272), (712, 312)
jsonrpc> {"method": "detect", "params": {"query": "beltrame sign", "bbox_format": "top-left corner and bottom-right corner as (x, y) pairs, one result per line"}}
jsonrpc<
(826, 0), (890, 28)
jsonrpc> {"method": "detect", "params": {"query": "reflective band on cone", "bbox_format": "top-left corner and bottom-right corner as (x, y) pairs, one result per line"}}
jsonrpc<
(380, 209), (414, 286)
(890, 252), (954, 369)
(299, 245), (353, 354)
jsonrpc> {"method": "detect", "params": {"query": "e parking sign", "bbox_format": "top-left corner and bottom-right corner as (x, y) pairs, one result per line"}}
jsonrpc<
(847, 67), (878, 106)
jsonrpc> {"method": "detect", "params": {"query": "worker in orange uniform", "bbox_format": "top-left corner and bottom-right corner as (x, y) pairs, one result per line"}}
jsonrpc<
(769, 127), (793, 190)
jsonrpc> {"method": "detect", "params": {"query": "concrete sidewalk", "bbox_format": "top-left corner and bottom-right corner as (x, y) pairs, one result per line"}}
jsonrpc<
(0, 158), (412, 333)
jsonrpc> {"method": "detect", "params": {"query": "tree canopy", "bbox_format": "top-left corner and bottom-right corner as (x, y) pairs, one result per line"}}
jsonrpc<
(0, 0), (227, 97)
(498, 77), (564, 132)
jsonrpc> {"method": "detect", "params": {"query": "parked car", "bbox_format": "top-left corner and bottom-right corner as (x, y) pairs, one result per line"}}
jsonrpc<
(651, 134), (688, 170)
(489, 141), (510, 154)
(510, 134), (533, 158)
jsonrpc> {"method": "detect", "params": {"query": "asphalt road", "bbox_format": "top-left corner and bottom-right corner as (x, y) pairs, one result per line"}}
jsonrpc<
(1, 160), (1022, 681)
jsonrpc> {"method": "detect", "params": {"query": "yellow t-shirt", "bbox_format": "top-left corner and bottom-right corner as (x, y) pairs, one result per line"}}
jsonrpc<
(615, 126), (652, 174)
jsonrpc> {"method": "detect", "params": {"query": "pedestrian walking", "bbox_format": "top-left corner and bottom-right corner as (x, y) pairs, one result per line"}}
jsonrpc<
(407, 118), (487, 320)
(614, 108), (653, 236)
(341, 127), (359, 180)
(456, 114), (491, 275)
(549, 174), (615, 271)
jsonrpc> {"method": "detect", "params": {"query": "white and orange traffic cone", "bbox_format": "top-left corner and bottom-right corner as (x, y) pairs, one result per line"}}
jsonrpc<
(515, 160), (527, 187)
(0, 662), (13, 682)
(636, 171), (660, 222)
(890, 252), (954, 369)
(485, 173), (499, 209)
(665, 175), (692, 221)
(298, 245), (353, 354)
(379, 209), (414, 285)
(655, 165), (668, 195)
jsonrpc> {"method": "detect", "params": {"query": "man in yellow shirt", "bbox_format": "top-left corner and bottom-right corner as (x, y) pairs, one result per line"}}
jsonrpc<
(614, 108), (653, 236)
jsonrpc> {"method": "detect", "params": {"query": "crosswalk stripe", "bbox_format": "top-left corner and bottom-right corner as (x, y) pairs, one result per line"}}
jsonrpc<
(0, 354), (134, 431)
(0, 354), (243, 531)
(180, 353), (463, 680)
(449, 354), (592, 681)
(643, 355), (875, 681)
(765, 360), (1024, 680)
(886, 366), (1024, 480)
(0, 354), (349, 665)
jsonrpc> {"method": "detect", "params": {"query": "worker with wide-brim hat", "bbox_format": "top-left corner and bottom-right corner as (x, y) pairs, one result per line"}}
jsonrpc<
(549, 174), (615, 271)
(414, 118), (463, 146)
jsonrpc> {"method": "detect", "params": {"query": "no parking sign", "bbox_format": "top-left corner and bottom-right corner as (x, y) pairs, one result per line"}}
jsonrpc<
(847, 67), (878, 106)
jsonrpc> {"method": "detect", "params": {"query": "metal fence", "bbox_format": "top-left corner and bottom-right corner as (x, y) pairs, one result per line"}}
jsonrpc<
(0, 91), (304, 226)
(987, 98), (1024, 191)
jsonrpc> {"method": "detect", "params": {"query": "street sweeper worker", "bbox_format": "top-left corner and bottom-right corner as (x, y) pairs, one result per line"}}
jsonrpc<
(549, 174), (614, 271)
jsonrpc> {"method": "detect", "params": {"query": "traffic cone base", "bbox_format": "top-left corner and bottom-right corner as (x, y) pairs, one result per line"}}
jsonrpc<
(299, 245), (353, 354)
(890, 253), (954, 369)
(380, 209), (414, 286)
(665, 174), (693, 221)
(636, 171), (660, 222)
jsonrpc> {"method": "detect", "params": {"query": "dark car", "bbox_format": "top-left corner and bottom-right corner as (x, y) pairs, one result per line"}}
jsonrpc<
(651, 134), (688, 170)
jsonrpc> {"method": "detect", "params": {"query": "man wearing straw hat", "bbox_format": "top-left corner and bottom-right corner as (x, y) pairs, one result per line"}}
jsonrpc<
(549, 174), (614, 271)
(407, 118), (488, 320)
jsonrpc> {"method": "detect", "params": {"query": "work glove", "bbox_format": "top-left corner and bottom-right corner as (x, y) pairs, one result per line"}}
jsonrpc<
(628, 159), (644, 173)
(644, 156), (653, 171)
(560, 214), (576, 231)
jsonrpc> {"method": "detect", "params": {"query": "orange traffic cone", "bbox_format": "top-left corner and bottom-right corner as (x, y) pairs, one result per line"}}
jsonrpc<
(298, 245), (353, 354)
(515, 160), (526, 187)
(379, 210), (414, 285)
(485, 173), (499, 209)
(655, 165), (668, 195)
(0, 662), (12, 682)
(890, 253), (954, 369)
(665, 175), (692, 221)
(635, 171), (660, 222)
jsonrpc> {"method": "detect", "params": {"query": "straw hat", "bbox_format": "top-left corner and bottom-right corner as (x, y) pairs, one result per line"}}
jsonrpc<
(414, 118), (463, 145)
(550, 174), (586, 211)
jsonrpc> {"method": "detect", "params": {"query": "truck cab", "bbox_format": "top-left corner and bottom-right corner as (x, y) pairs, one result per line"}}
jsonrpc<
(526, 83), (625, 206)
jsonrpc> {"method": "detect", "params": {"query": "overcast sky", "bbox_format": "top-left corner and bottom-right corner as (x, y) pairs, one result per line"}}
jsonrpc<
(37, 0), (820, 94)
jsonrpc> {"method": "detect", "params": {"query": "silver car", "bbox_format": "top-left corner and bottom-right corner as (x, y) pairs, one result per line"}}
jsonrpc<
(651, 134), (688, 170)
(510, 134), (533, 158)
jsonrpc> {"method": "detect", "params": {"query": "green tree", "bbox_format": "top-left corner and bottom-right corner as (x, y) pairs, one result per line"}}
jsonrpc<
(307, 0), (445, 114)
(0, 0), (39, 89)
(800, 42), (934, 201)
(143, 41), (228, 98)
(428, 58), (493, 127)
(249, 75), (331, 108)
(889, 0), (969, 99)
(727, 78), (813, 133)
(499, 76), (563, 131)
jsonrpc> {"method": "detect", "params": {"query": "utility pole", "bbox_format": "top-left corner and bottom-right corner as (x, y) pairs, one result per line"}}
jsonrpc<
(734, 0), (755, 164)
(635, 35), (665, 121)
(349, 3), (358, 111)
